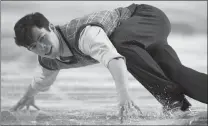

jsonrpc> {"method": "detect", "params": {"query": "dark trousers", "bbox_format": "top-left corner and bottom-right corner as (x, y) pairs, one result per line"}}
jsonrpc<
(146, 43), (207, 104)
(117, 42), (207, 106)
(110, 4), (207, 110)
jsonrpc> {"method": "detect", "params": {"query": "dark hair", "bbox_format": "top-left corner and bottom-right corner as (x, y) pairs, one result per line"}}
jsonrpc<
(14, 12), (50, 48)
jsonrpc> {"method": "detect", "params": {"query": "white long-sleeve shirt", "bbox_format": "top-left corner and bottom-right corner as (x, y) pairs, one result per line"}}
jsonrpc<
(31, 26), (124, 92)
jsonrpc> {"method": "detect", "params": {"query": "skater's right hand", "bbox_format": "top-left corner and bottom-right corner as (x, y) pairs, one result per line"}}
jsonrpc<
(10, 96), (40, 111)
(119, 99), (143, 124)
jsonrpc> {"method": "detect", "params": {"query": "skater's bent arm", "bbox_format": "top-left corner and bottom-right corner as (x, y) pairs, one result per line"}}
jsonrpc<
(24, 64), (59, 98)
(107, 58), (130, 103)
(79, 25), (130, 102)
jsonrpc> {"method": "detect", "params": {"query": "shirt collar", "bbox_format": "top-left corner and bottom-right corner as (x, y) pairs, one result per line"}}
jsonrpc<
(53, 28), (65, 56)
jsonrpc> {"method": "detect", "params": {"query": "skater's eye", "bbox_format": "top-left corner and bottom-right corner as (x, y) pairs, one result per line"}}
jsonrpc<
(38, 34), (46, 42)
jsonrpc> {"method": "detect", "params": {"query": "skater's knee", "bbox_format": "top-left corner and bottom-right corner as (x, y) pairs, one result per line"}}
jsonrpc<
(157, 62), (180, 80)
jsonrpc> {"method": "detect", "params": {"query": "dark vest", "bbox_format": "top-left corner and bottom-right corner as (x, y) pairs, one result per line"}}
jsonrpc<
(38, 7), (132, 70)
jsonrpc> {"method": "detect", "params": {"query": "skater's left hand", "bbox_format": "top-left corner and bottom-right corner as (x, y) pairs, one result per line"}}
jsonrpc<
(119, 100), (143, 124)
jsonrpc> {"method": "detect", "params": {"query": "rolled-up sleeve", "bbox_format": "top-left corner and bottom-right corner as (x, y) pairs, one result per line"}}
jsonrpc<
(78, 26), (124, 67)
(31, 63), (59, 92)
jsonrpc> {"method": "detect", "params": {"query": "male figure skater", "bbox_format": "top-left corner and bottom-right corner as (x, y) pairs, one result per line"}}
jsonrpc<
(11, 3), (207, 122)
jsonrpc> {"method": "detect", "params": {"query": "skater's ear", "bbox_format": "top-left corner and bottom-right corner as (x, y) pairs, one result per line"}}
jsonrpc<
(49, 23), (55, 31)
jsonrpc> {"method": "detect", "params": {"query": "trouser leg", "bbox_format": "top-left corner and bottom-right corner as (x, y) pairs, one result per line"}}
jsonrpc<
(146, 43), (207, 104)
(115, 43), (187, 108)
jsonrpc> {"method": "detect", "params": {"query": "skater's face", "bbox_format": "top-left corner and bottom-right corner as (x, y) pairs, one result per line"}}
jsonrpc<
(27, 25), (60, 59)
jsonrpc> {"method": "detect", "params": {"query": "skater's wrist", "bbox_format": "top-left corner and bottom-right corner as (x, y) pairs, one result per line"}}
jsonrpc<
(23, 84), (38, 98)
(117, 86), (129, 96)
(117, 87), (130, 101)
(119, 94), (131, 105)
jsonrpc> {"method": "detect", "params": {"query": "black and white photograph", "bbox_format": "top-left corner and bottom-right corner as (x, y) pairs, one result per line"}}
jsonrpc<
(1, 1), (207, 125)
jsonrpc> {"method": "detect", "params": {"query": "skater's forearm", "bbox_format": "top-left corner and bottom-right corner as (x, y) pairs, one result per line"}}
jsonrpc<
(108, 58), (130, 103)
(31, 64), (59, 92)
(23, 84), (39, 98)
